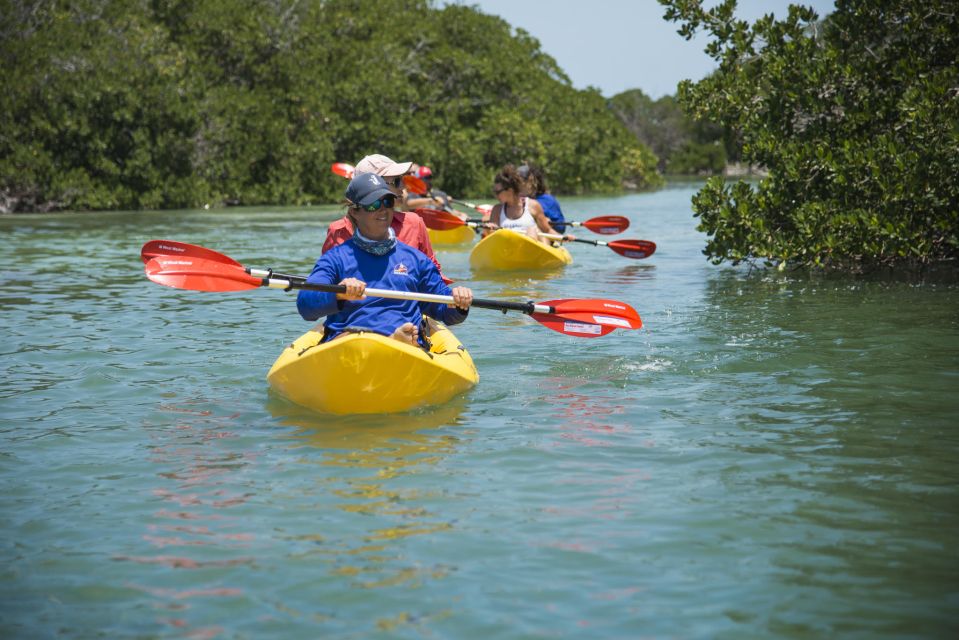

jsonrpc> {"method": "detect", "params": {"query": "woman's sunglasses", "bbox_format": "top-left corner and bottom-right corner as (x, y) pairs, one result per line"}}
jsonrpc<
(360, 194), (396, 212)
(386, 175), (405, 189)
(493, 185), (508, 195)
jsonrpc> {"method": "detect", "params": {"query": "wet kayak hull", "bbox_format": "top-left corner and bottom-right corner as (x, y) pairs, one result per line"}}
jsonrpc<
(428, 225), (476, 245)
(266, 322), (478, 414)
(469, 229), (572, 271)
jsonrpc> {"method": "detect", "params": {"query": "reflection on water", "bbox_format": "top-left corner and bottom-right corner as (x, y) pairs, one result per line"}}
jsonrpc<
(606, 263), (657, 284)
(535, 375), (632, 449)
(267, 398), (466, 592)
(468, 268), (567, 291)
(119, 400), (256, 638)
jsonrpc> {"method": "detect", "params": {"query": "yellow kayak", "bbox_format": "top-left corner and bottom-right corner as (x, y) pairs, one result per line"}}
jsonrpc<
(428, 225), (476, 246)
(469, 229), (572, 271)
(266, 320), (478, 414)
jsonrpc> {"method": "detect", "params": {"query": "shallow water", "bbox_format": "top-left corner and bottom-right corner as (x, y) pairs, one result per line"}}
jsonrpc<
(2, 184), (958, 638)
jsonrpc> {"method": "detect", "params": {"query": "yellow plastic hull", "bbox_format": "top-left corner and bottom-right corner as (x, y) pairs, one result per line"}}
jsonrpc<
(428, 225), (476, 245)
(469, 229), (572, 271)
(266, 322), (479, 415)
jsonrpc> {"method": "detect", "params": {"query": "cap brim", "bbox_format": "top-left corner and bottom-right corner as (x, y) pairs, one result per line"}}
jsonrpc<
(356, 186), (396, 207)
(385, 161), (413, 176)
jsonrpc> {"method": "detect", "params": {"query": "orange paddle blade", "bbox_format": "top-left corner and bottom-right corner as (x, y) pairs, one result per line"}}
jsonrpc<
(403, 175), (428, 195)
(546, 299), (643, 329)
(331, 162), (354, 179)
(529, 314), (619, 338)
(608, 240), (656, 259)
(145, 257), (262, 292)
(140, 240), (242, 266)
(530, 298), (642, 337)
(581, 215), (630, 235)
(414, 208), (467, 230)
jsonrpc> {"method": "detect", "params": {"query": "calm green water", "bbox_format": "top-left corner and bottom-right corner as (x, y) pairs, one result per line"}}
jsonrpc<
(2, 183), (958, 639)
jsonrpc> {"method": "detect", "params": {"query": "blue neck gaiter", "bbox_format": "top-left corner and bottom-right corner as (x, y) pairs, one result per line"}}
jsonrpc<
(352, 225), (397, 256)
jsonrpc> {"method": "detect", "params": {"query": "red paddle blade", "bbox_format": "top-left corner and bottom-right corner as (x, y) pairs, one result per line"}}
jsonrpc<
(145, 256), (262, 292)
(331, 162), (354, 179)
(403, 175), (428, 195)
(608, 240), (656, 259)
(544, 298), (643, 330)
(582, 215), (630, 235)
(414, 208), (466, 231)
(140, 240), (242, 267)
(529, 313), (619, 338)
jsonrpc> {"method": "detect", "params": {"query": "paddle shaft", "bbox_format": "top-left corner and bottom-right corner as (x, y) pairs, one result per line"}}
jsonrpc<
(451, 197), (483, 210)
(452, 216), (619, 230)
(405, 178), (483, 211)
(248, 269), (546, 315)
(422, 192), (483, 213)
(141, 244), (644, 337)
(542, 233), (610, 247)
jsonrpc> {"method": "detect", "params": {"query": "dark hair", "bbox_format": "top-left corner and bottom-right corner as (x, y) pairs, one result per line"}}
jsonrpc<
(524, 163), (548, 196)
(493, 164), (525, 193)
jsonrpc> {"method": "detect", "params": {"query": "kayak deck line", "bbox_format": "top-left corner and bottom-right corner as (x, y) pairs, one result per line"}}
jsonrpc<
(469, 229), (573, 271)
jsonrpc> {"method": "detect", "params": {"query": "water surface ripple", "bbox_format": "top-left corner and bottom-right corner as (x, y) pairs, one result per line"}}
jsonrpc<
(2, 185), (957, 638)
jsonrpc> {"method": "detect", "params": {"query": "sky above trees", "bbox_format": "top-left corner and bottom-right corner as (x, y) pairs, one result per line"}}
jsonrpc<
(448, 0), (837, 97)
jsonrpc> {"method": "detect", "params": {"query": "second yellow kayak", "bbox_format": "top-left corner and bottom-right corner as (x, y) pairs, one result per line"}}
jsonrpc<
(428, 224), (476, 246)
(469, 229), (573, 271)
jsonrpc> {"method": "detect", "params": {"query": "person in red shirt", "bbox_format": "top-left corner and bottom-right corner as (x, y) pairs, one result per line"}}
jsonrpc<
(323, 154), (448, 281)
(404, 165), (453, 212)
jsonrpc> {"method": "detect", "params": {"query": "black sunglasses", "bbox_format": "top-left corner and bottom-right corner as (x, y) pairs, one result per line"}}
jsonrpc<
(360, 194), (396, 212)
(493, 185), (508, 195)
(386, 175), (405, 188)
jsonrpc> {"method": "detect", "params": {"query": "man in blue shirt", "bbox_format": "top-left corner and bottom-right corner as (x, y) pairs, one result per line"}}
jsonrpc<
(298, 172), (473, 346)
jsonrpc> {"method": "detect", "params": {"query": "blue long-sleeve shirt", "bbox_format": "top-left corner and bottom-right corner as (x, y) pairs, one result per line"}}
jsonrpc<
(535, 193), (566, 232)
(296, 240), (468, 342)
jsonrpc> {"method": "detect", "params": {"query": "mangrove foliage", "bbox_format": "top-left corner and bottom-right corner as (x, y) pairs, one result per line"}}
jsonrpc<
(661, 0), (959, 269)
(1, 0), (661, 213)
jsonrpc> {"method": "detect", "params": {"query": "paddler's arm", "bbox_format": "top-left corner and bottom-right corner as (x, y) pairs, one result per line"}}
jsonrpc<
(419, 262), (471, 325)
(530, 198), (560, 236)
(296, 254), (347, 321)
(427, 285), (471, 326)
(335, 278), (366, 300)
(447, 286), (473, 320)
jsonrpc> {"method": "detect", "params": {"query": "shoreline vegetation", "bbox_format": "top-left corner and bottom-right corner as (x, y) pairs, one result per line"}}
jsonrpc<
(660, 0), (958, 270)
(0, 0), (757, 218)
(3, 0), (955, 272)
(2, 0), (667, 216)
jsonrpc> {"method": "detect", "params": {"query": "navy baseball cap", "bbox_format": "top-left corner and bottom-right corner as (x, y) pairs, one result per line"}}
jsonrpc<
(345, 172), (394, 207)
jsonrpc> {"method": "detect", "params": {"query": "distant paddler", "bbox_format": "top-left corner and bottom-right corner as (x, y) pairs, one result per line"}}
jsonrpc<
(405, 165), (454, 212)
(482, 164), (570, 246)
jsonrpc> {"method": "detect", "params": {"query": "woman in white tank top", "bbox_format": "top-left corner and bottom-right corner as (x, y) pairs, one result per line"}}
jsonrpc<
(483, 164), (562, 245)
